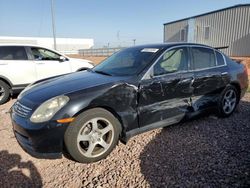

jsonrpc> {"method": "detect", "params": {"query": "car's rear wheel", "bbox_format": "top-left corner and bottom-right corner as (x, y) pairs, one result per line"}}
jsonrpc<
(217, 85), (239, 117)
(0, 80), (10, 105)
(64, 108), (121, 163)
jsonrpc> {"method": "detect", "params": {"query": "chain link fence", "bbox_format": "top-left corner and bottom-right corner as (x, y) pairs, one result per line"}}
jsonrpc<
(79, 47), (125, 57)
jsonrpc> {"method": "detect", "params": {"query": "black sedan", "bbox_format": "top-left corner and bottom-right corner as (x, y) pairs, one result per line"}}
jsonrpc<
(11, 43), (249, 163)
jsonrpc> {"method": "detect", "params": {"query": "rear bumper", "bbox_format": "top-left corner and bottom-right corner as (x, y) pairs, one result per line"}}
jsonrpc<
(11, 111), (69, 159)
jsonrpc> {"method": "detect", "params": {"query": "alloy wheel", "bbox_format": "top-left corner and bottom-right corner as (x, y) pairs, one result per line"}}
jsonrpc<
(77, 117), (114, 158)
(0, 86), (5, 101)
(222, 89), (237, 114)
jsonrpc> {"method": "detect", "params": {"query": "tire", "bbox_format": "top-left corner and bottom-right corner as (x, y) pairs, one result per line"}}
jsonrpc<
(64, 108), (122, 163)
(217, 85), (239, 117)
(0, 80), (10, 105)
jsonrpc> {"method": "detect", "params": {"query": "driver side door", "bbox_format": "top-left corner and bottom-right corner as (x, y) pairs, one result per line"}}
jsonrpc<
(29, 47), (71, 80)
(138, 47), (194, 128)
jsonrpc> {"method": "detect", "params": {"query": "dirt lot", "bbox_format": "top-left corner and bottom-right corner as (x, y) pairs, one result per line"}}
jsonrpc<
(231, 57), (250, 79)
(68, 55), (107, 65)
(0, 93), (250, 187)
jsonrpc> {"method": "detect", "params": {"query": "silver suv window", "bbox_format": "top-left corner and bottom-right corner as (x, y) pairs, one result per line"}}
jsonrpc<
(0, 46), (28, 60)
(31, 47), (60, 61)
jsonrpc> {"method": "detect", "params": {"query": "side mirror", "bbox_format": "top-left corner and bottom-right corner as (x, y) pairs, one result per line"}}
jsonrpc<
(59, 56), (67, 62)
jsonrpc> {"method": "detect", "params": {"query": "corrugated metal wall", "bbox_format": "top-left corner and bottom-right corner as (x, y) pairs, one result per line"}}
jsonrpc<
(164, 6), (250, 56)
(164, 20), (188, 42)
(195, 6), (250, 56)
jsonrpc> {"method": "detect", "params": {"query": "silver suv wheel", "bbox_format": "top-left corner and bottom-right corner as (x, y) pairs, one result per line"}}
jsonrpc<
(0, 85), (5, 101)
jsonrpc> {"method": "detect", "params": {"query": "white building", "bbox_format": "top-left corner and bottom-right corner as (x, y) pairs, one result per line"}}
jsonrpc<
(0, 36), (94, 54)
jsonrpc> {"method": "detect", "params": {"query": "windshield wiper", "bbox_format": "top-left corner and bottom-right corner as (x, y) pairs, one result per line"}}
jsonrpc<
(93, 70), (112, 76)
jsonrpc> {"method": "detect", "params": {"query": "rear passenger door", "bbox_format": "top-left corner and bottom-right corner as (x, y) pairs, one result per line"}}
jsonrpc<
(0, 46), (36, 85)
(190, 47), (227, 110)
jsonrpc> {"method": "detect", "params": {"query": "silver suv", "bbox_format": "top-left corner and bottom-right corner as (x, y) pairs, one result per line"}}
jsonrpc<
(0, 44), (94, 104)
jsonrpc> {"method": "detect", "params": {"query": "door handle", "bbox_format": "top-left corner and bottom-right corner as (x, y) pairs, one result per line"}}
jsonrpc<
(179, 77), (195, 84)
(221, 72), (228, 76)
(36, 62), (45, 65)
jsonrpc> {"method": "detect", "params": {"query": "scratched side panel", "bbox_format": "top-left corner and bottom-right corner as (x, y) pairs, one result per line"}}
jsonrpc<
(138, 72), (194, 127)
(191, 65), (230, 111)
(90, 82), (139, 132)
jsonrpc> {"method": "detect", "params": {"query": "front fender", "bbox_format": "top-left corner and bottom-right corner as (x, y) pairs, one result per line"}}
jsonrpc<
(52, 82), (139, 132)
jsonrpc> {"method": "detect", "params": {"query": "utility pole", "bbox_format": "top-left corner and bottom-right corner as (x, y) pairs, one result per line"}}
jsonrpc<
(51, 0), (57, 50)
(117, 30), (120, 47)
(133, 39), (136, 46)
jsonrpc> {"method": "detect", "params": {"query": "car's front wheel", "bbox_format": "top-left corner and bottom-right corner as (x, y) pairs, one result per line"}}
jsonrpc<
(64, 108), (121, 163)
(0, 80), (10, 105)
(217, 85), (239, 117)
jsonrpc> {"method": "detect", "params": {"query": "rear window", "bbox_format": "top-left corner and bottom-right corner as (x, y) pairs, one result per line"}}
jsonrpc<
(216, 51), (225, 66)
(0, 46), (28, 60)
(191, 47), (216, 70)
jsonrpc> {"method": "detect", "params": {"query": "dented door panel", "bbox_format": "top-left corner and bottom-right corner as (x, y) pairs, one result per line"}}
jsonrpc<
(138, 72), (194, 127)
(192, 66), (229, 111)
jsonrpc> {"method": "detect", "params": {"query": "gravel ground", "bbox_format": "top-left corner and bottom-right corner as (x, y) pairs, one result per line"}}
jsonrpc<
(0, 93), (250, 187)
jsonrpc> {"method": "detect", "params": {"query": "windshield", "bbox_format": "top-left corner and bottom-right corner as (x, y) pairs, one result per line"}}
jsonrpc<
(93, 47), (160, 76)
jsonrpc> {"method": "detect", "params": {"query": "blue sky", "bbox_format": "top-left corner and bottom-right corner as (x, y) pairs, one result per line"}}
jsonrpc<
(0, 0), (249, 47)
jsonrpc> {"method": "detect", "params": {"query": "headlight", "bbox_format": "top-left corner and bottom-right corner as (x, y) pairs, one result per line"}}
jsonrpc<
(30, 95), (69, 123)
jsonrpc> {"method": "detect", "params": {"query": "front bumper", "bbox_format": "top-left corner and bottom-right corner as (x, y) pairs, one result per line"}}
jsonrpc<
(11, 111), (69, 159)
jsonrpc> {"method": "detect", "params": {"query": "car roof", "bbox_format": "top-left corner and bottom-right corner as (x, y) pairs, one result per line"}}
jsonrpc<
(130, 42), (212, 49)
(0, 42), (212, 49)
(0, 42), (215, 54)
(0, 43), (50, 48)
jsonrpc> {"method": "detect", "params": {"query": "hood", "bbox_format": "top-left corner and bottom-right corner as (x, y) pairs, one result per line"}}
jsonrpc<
(19, 71), (125, 105)
(69, 57), (91, 63)
(68, 57), (94, 69)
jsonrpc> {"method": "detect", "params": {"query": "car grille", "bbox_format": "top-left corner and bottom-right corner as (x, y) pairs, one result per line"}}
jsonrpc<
(13, 101), (32, 118)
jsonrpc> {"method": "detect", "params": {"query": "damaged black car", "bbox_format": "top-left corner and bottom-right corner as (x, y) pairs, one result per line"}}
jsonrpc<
(11, 43), (249, 163)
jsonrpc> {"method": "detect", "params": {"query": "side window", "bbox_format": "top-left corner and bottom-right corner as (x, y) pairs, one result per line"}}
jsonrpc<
(0, 46), (28, 60)
(216, 51), (225, 66)
(153, 47), (188, 76)
(191, 47), (216, 70)
(31, 47), (60, 61)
